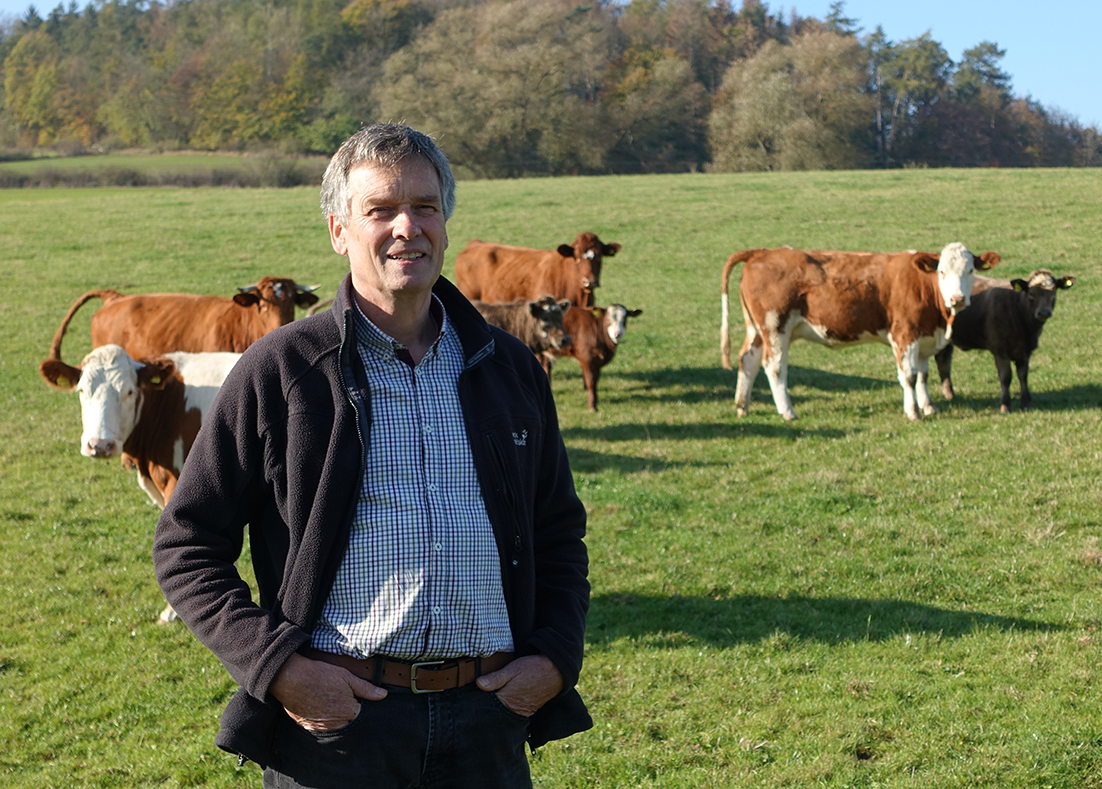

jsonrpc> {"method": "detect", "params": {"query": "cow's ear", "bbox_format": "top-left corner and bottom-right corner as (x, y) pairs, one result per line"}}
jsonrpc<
(40, 359), (81, 390)
(139, 357), (177, 390)
(913, 253), (939, 273)
(233, 292), (260, 307)
(295, 287), (320, 307)
(976, 251), (1000, 270)
(557, 244), (575, 258)
(1057, 275), (1076, 289)
(1011, 279), (1029, 292)
(628, 308), (643, 317)
(559, 299), (571, 311)
(603, 242), (621, 256)
(527, 301), (542, 317)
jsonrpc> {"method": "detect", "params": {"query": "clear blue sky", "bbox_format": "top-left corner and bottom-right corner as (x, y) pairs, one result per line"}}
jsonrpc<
(1, 0), (1098, 127)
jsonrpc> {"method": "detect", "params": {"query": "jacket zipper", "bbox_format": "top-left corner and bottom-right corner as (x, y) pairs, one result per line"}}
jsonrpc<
(486, 433), (522, 560)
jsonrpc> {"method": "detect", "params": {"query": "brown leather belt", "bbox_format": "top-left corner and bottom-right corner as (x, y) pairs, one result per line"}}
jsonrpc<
(306, 648), (515, 694)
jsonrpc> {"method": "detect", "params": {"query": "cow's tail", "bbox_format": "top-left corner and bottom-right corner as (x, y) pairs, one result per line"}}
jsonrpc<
(44, 289), (122, 363)
(721, 250), (756, 370)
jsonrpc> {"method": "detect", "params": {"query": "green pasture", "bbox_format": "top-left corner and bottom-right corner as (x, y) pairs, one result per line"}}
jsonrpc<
(1, 167), (1100, 788)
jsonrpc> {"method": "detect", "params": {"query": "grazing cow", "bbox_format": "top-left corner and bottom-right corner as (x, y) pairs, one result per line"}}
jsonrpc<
(544, 304), (642, 412)
(720, 242), (999, 420)
(45, 277), (319, 362)
(455, 232), (621, 309)
(471, 296), (573, 358)
(934, 269), (1075, 412)
(40, 345), (241, 622)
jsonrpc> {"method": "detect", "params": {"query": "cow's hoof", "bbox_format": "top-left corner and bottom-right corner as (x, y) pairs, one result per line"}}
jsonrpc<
(941, 382), (955, 400)
(782, 411), (798, 421)
(1000, 405), (1011, 414)
(906, 410), (922, 421)
(736, 406), (749, 417)
(922, 405), (937, 416)
(159, 604), (179, 624)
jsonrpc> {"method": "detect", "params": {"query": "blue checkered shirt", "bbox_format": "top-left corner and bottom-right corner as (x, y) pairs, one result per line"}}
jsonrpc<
(310, 297), (514, 660)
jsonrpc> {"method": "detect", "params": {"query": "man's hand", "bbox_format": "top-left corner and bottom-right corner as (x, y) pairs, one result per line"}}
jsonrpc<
(475, 655), (563, 717)
(270, 652), (387, 732)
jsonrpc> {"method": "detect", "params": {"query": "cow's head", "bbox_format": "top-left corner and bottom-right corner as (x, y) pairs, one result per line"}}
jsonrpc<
(40, 344), (175, 459)
(235, 277), (320, 325)
(529, 296), (573, 351)
(919, 243), (1000, 316)
(1011, 269), (1075, 322)
(602, 304), (643, 346)
(556, 232), (621, 308)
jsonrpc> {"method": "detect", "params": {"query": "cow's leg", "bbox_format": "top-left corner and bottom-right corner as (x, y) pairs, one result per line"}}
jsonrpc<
(734, 328), (763, 417)
(935, 344), (955, 400)
(761, 327), (797, 421)
(1016, 357), (1032, 411)
(994, 354), (1014, 413)
(894, 340), (923, 420)
(581, 361), (600, 412)
(915, 356), (936, 416)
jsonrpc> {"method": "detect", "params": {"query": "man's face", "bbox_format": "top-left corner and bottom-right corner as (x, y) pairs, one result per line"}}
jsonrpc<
(329, 158), (448, 310)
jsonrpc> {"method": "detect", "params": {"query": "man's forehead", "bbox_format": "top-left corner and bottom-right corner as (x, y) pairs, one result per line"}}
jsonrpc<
(350, 159), (442, 203)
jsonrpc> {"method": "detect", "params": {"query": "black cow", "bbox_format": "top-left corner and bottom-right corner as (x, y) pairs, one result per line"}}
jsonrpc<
(936, 269), (1075, 412)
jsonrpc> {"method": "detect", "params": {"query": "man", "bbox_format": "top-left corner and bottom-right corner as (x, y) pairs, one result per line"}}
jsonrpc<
(153, 124), (591, 788)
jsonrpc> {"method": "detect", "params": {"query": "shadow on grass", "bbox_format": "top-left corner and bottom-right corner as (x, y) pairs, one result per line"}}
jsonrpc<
(588, 592), (1063, 647)
(938, 383), (1102, 414)
(564, 420), (846, 448)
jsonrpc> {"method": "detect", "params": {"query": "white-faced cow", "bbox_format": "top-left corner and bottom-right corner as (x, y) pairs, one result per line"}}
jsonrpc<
(934, 269), (1075, 412)
(543, 304), (642, 412)
(40, 345), (240, 621)
(45, 277), (319, 362)
(720, 242), (999, 421)
(471, 296), (573, 358)
(455, 232), (621, 309)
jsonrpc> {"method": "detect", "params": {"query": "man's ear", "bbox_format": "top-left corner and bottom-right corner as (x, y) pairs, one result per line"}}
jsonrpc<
(329, 215), (348, 256)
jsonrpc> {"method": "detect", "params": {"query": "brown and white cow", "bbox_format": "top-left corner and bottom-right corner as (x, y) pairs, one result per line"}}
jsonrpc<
(720, 242), (999, 420)
(40, 345), (240, 621)
(471, 296), (573, 358)
(934, 269), (1075, 412)
(45, 277), (319, 362)
(543, 304), (642, 412)
(455, 232), (621, 309)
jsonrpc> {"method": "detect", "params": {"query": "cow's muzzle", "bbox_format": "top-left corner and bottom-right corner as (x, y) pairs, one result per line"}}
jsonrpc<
(83, 439), (118, 458)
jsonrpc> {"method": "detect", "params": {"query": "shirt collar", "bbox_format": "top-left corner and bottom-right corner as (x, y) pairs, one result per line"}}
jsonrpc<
(352, 293), (448, 363)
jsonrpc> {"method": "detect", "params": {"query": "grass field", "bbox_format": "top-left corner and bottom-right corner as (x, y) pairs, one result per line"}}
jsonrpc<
(1, 167), (1100, 788)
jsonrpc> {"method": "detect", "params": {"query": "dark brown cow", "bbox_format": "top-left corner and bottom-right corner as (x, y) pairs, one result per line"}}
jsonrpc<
(45, 277), (319, 362)
(455, 232), (621, 309)
(720, 242), (999, 420)
(543, 304), (642, 412)
(40, 345), (241, 621)
(471, 296), (572, 358)
(934, 269), (1075, 412)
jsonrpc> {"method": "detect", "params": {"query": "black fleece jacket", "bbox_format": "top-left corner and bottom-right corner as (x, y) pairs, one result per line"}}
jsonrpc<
(153, 274), (591, 768)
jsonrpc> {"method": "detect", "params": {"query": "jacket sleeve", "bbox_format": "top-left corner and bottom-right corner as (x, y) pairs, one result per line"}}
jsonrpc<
(152, 354), (311, 702)
(513, 347), (590, 692)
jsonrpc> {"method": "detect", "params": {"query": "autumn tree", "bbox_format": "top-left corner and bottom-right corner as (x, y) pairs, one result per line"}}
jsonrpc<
(375, 0), (613, 177)
(708, 31), (871, 171)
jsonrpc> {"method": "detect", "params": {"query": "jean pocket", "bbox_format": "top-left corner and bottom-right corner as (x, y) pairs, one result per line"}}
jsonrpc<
(488, 691), (534, 723)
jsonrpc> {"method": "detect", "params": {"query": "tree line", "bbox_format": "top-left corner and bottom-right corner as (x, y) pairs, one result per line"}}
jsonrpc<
(2, 0), (1099, 175)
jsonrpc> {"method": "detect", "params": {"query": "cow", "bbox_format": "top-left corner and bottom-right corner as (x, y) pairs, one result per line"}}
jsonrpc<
(471, 296), (573, 358)
(455, 232), (621, 309)
(45, 276), (319, 362)
(543, 304), (642, 412)
(720, 242), (1000, 421)
(934, 269), (1075, 412)
(40, 344), (241, 622)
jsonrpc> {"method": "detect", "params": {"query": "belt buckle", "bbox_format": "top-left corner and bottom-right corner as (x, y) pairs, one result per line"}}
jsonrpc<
(410, 660), (446, 694)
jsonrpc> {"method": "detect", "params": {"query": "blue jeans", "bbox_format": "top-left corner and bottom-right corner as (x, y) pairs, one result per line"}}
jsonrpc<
(262, 683), (532, 789)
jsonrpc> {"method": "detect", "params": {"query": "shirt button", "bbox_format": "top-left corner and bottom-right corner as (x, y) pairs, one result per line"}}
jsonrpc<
(434, 542), (443, 552)
(432, 606), (441, 614)
(428, 483), (438, 493)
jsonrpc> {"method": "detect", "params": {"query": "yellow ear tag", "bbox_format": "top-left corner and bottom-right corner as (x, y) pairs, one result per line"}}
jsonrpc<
(151, 376), (161, 385)
(592, 309), (600, 318)
(57, 376), (69, 388)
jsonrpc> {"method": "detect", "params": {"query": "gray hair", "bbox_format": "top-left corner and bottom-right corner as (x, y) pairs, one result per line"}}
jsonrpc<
(320, 123), (456, 225)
